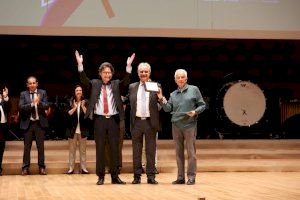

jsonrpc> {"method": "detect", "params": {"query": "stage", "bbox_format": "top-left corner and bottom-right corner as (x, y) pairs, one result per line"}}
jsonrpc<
(1, 139), (300, 199)
(0, 172), (300, 200)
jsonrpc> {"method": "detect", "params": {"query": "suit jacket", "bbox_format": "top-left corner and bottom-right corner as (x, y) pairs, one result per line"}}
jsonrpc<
(65, 98), (90, 138)
(79, 71), (130, 120)
(128, 82), (160, 132)
(19, 89), (49, 130)
(0, 98), (10, 141)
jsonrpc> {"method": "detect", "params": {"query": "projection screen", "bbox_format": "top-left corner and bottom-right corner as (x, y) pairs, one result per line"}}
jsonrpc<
(0, 0), (299, 39)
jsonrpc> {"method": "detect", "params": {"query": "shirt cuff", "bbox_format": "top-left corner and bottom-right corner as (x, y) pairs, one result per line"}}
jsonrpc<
(78, 65), (83, 72)
(126, 65), (132, 74)
(160, 97), (168, 104)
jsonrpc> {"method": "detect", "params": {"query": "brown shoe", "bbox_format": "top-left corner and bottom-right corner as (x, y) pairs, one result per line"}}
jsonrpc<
(39, 168), (47, 175)
(21, 168), (29, 176)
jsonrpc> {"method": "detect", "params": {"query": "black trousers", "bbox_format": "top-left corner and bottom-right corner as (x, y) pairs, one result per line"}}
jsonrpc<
(22, 121), (45, 169)
(131, 119), (157, 178)
(0, 141), (5, 170)
(94, 115), (120, 178)
(0, 123), (8, 170)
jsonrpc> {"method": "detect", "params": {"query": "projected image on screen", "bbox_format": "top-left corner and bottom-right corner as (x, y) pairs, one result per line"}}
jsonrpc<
(40, 0), (115, 26)
(0, 0), (299, 39)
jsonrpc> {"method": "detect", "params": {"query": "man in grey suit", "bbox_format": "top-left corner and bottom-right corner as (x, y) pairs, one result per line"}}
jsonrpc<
(75, 50), (135, 185)
(19, 76), (49, 175)
(128, 62), (161, 184)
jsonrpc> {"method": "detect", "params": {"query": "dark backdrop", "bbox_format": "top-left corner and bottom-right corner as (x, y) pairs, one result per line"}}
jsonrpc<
(0, 35), (299, 139)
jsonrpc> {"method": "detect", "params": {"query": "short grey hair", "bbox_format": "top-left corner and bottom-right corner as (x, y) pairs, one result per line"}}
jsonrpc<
(174, 69), (188, 78)
(137, 62), (151, 73)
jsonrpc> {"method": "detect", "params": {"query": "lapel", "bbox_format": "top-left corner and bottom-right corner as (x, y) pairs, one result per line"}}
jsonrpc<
(133, 82), (139, 104)
(26, 90), (32, 103)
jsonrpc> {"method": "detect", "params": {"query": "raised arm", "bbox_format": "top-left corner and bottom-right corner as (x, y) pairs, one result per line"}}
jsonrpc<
(75, 50), (83, 67)
(75, 50), (90, 89)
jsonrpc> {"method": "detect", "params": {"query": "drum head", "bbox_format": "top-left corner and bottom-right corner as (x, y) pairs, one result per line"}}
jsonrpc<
(223, 81), (266, 126)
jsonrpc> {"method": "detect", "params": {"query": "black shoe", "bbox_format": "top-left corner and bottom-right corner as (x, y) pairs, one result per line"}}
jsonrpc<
(21, 168), (29, 176)
(132, 177), (141, 184)
(81, 170), (89, 174)
(39, 167), (47, 175)
(154, 167), (159, 174)
(147, 178), (158, 184)
(66, 170), (74, 175)
(186, 179), (195, 185)
(112, 176), (126, 184)
(97, 177), (104, 185)
(172, 179), (185, 184)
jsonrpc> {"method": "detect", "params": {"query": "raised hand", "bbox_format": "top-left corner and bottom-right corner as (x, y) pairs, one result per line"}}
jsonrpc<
(75, 50), (83, 66)
(72, 99), (78, 108)
(34, 94), (41, 105)
(126, 53), (135, 66)
(81, 100), (86, 107)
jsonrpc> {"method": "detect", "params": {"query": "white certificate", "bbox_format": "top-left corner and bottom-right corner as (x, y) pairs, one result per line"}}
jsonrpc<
(144, 82), (159, 92)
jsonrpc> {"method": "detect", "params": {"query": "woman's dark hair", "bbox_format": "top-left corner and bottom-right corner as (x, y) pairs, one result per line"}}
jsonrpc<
(73, 84), (84, 101)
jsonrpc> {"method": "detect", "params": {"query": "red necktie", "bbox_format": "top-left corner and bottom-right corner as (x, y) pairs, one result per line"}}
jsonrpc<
(102, 85), (109, 114)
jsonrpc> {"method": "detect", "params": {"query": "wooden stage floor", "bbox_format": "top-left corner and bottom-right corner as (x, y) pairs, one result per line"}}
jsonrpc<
(1, 172), (300, 200)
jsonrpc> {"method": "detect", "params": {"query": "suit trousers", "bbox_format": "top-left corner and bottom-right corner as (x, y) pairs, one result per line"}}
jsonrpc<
(0, 123), (8, 170)
(68, 133), (87, 171)
(172, 123), (197, 180)
(0, 141), (4, 170)
(104, 119), (125, 170)
(94, 115), (120, 178)
(142, 132), (158, 167)
(132, 119), (157, 178)
(22, 121), (45, 169)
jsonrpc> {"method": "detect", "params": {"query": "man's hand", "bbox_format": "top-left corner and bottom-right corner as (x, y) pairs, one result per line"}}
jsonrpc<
(186, 110), (196, 117)
(157, 88), (163, 99)
(127, 53), (135, 67)
(34, 94), (41, 105)
(75, 50), (83, 66)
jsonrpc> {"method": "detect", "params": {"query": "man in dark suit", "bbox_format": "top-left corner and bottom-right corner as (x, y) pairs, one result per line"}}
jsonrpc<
(75, 50), (135, 185)
(0, 87), (11, 176)
(19, 76), (49, 175)
(128, 62), (161, 184)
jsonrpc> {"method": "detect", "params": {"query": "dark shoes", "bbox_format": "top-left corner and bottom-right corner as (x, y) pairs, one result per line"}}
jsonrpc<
(132, 177), (141, 184)
(97, 176), (126, 185)
(39, 167), (47, 175)
(66, 169), (74, 175)
(81, 170), (89, 174)
(147, 178), (158, 184)
(96, 177), (104, 185)
(172, 179), (185, 184)
(112, 176), (126, 184)
(21, 168), (29, 176)
(186, 179), (195, 185)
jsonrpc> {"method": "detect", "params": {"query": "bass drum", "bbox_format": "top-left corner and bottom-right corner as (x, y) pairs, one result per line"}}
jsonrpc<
(216, 81), (268, 137)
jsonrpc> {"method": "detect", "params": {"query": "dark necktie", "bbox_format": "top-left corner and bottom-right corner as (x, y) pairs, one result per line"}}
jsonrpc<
(31, 93), (36, 119)
(102, 85), (109, 114)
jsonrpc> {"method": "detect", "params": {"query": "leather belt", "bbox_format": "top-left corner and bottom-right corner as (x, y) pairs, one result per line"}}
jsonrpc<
(95, 114), (117, 119)
(136, 117), (150, 120)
